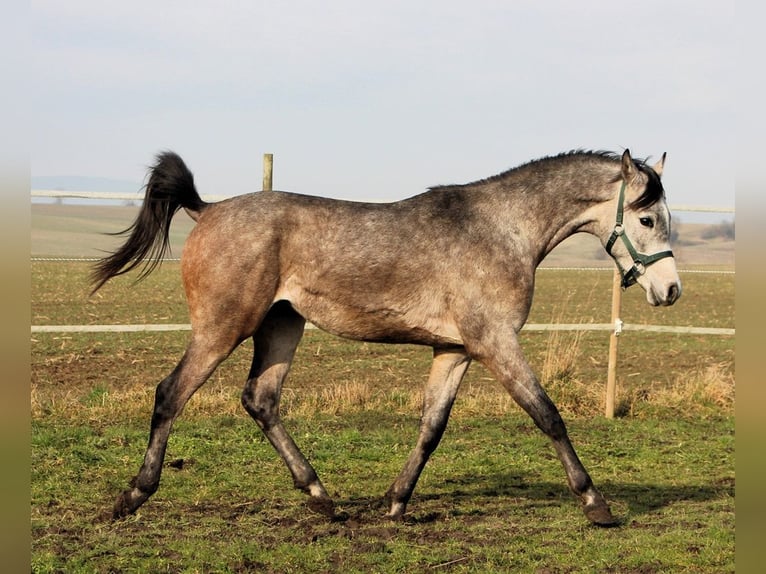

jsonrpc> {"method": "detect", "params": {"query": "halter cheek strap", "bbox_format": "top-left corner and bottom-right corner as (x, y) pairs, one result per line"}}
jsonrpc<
(605, 181), (674, 289)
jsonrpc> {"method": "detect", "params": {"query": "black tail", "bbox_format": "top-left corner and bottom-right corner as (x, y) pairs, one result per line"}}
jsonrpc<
(90, 151), (209, 294)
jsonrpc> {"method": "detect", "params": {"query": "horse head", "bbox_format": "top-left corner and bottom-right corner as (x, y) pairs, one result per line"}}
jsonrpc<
(604, 149), (681, 307)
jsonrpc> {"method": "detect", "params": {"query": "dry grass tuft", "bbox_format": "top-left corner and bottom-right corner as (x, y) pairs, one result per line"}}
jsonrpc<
(454, 380), (516, 417)
(31, 358), (734, 426)
(540, 328), (584, 386)
(281, 381), (424, 418)
(537, 324), (604, 418)
(620, 362), (734, 417)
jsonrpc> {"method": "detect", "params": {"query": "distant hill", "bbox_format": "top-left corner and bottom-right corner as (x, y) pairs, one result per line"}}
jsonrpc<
(32, 176), (142, 194)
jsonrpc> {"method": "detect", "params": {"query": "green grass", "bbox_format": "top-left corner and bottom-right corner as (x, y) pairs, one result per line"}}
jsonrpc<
(31, 409), (734, 573)
(31, 261), (735, 572)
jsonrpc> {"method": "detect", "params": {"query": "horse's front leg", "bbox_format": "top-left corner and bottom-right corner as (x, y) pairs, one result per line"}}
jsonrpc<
(385, 347), (471, 518)
(471, 332), (618, 527)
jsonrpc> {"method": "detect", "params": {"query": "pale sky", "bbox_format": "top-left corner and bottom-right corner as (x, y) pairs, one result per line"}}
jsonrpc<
(31, 1), (735, 212)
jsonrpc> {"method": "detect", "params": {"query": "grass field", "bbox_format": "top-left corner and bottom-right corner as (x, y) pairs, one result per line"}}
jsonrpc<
(31, 252), (734, 572)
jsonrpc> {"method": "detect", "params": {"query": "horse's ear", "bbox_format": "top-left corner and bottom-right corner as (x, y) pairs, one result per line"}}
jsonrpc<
(652, 152), (667, 178)
(621, 149), (638, 181)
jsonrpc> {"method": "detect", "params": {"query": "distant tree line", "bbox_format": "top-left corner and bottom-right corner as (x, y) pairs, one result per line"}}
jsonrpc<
(701, 220), (735, 240)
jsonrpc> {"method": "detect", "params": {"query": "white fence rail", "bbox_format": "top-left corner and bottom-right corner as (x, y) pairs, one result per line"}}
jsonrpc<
(31, 190), (230, 203)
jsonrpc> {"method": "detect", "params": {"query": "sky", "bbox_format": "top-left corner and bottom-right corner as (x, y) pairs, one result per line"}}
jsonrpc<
(30, 0), (735, 216)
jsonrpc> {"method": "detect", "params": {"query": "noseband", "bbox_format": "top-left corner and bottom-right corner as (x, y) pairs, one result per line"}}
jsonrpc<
(605, 181), (674, 289)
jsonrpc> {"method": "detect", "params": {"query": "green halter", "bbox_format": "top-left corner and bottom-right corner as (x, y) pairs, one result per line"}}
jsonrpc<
(605, 181), (674, 289)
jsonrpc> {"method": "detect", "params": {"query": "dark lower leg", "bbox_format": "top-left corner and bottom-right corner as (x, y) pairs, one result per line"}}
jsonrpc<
(512, 381), (617, 526)
(113, 343), (230, 519)
(241, 305), (334, 516)
(252, 415), (334, 516)
(386, 349), (470, 517)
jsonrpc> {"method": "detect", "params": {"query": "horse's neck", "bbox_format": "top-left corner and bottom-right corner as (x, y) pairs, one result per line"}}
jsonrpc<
(477, 177), (615, 267)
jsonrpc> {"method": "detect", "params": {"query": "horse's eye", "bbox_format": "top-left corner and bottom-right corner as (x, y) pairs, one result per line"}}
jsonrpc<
(639, 217), (654, 229)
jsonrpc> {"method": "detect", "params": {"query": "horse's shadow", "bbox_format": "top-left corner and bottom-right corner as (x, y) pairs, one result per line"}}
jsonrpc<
(332, 471), (734, 524)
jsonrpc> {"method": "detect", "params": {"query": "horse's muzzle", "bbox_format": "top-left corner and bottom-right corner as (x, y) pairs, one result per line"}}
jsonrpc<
(648, 281), (681, 307)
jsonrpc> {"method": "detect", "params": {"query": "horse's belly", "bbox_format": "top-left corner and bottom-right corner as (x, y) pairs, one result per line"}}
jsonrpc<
(275, 283), (463, 347)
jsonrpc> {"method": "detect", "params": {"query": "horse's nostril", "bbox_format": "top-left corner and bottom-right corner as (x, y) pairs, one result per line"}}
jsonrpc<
(667, 284), (680, 303)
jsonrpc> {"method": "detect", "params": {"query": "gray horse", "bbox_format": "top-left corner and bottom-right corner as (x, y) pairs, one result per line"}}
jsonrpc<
(92, 149), (680, 526)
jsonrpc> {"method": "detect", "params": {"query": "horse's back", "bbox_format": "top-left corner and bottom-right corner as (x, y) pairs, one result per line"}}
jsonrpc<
(181, 191), (468, 344)
(181, 189), (529, 346)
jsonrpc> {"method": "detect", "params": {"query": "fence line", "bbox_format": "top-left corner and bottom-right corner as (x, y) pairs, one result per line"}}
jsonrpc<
(31, 190), (230, 203)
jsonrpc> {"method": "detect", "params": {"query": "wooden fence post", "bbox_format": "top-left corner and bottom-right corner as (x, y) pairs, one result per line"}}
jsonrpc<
(605, 266), (623, 418)
(263, 153), (273, 191)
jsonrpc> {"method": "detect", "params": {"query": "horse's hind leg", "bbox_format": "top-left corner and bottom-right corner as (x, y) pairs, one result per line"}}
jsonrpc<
(113, 332), (238, 519)
(385, 347), (471, 518)
(240, 302), (335, 517)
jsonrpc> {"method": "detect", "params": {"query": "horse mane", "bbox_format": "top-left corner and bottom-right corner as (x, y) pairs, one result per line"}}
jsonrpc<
(429, 149), (665, 209)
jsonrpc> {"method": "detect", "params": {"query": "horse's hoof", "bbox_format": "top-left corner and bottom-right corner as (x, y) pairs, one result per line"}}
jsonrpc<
(385, 501), (407, 520)
(112, 491), (135, 520)
(583, 501), (620, 527)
